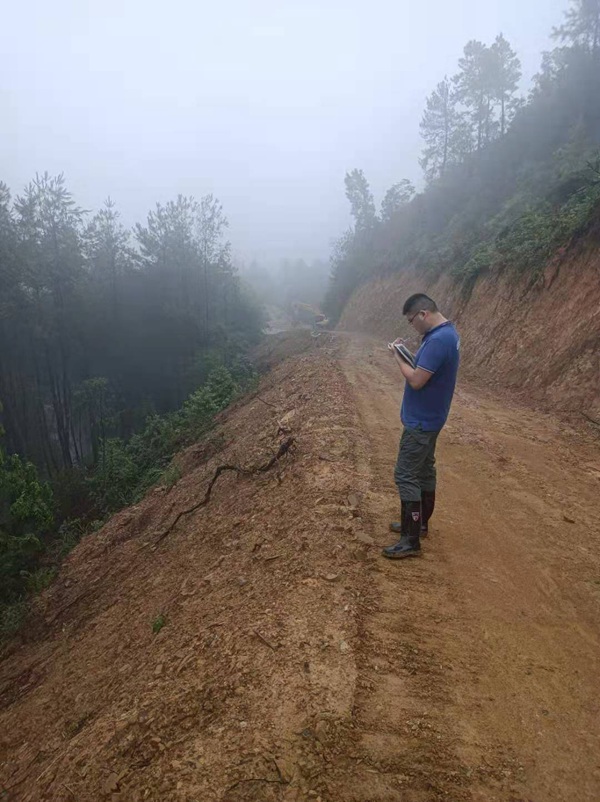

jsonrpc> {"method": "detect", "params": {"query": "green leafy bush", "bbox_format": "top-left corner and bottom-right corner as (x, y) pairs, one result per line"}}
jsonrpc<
(0, 600), (28, 640)
(89, 363), (251, 517)
(24, 566), (57, 594)
(88, 437), (141, 513)
(452, 242), (497, 280)
(205, 364), (239, 408)
(152, 613), (167, 634)
(181, 388), (218, 436)
(0, 444), (54, 605)
(1, 360), (256, 632)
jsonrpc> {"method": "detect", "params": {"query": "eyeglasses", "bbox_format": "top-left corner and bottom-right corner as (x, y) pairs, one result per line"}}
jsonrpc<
(407, 310), (423, 325)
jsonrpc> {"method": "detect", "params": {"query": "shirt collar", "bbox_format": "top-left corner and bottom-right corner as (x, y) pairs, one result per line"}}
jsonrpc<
(422, 320), (451, 340)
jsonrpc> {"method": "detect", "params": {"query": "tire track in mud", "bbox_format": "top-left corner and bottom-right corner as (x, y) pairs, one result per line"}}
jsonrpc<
(328, 334), (473, 802)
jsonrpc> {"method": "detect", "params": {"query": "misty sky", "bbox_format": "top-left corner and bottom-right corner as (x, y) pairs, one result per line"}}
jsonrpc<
(3, 0), (567, 266)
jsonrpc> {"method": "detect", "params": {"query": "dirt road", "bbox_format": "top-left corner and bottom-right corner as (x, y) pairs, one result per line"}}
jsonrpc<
(334, 332), (600, 801)
(1, 330), (599, 802)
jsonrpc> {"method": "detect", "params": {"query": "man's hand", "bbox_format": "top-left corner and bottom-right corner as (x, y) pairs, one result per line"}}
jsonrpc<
(387, 337), (405, 354)
(391, 348), (433, 390)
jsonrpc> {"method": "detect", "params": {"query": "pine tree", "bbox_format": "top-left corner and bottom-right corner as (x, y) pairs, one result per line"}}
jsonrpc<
(419, 78), (469, 181)
(554, 0), (600, 55)
(344, 169), (377, 230)
(490, 34), (522, 136)
(84, 198), (136, 312)
(453, 41), (498, 151)
(196, 194), (230, 334)
(552, 0), (600, 141)
(381, 179), (415, 222)
(14, 174), (85, 468)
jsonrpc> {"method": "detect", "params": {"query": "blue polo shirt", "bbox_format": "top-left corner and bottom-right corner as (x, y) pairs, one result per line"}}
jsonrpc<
(401, 321), (460, 432)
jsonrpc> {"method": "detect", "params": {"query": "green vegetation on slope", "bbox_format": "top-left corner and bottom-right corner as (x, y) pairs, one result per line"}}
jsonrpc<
(325, 0), (600, 320)
(0, 361), (256, 639)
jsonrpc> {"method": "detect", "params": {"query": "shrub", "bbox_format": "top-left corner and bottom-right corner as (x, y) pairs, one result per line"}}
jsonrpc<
(0, 445), (54, 605)
(0, 600), (27, 641)
(152, 613), (167, 634)
(88, 437), (141, 513)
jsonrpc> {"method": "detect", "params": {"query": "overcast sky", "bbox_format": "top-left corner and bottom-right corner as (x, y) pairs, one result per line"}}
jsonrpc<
(2, 0), (567, 266)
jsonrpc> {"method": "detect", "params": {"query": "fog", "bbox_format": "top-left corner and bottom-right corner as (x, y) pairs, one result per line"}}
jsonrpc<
(3, 0), (566, 265)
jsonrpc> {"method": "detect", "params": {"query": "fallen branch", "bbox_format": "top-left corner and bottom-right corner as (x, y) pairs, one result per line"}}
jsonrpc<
(39, 439), (294, 630)
(252, 629), (278, 651)
(153, 437), (295, 545)
(252, 394), (278, 409)
(223, 777), (286, 798)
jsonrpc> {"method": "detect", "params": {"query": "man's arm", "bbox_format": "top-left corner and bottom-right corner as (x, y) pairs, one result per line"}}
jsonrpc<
(392, 350), (433, 390)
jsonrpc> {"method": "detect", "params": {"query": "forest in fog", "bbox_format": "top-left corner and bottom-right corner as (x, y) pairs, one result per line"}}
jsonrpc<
(1, 0), (599, 630)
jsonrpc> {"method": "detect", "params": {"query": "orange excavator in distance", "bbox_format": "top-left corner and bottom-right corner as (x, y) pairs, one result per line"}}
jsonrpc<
(290, 301), (330, 331)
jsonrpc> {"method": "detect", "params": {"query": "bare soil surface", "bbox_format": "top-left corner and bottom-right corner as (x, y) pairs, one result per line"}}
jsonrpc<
(1, 331), (600, 801)
(337, 333), (600, 802)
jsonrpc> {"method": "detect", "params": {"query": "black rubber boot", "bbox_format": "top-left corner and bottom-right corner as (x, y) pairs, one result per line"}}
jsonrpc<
(382, 501), (421, 559)
(389, 499), (407, 534)
(420, 490), (435, 537)
(390, 491), (436, 537)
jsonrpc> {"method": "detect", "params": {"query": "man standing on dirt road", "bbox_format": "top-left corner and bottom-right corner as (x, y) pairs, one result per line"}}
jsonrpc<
(383, 293), (460, 560)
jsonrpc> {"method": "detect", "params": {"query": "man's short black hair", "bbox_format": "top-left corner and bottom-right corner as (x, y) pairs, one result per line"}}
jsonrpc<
(402, 293), (438, 316)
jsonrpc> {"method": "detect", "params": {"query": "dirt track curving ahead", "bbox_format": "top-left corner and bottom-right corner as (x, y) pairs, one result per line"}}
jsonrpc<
(1, 330), (599, 802)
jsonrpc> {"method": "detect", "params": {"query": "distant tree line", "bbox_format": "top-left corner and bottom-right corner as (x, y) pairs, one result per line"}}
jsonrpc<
(325, 0), (600, 319)
(0, 178), (266, 625)
(0, 177), (263, 476)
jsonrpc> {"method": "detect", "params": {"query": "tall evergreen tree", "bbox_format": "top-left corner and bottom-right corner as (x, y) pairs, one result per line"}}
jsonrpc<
(196, 194), (230, 334)
(381, 179), (415, 222)
(84, 198), (135, 280)
(0, 185), (31, 461)
(551, 0), (600, 141)
(490, 34), (522, 136)
(14, 174), (86, 468)
(344, 169), (377, 230)
(554, 0), (600, 54)
(83, 198), (136, 312)
(419, 78), (469, 181)
(453, 41), (498, 151)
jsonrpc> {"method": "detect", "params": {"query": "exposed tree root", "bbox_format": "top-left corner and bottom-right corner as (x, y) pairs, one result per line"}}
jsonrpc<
(153, 437), (295, 546)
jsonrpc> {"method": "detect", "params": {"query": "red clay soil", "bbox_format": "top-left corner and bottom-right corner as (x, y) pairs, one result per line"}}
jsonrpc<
(338, 241), (600, 420)
(1, 331), (600, 802)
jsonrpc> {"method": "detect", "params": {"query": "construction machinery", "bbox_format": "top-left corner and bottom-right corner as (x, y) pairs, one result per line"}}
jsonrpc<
(290, 301), (330, 330)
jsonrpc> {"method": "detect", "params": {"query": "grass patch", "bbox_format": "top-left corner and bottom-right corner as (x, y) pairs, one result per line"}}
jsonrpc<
(152, 613), (167, 634)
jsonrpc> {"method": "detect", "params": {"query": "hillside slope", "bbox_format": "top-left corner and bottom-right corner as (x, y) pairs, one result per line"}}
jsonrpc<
(338, 238), (600, 418)
(0, 333), (374, 802)
(2, 331), (600, 802)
